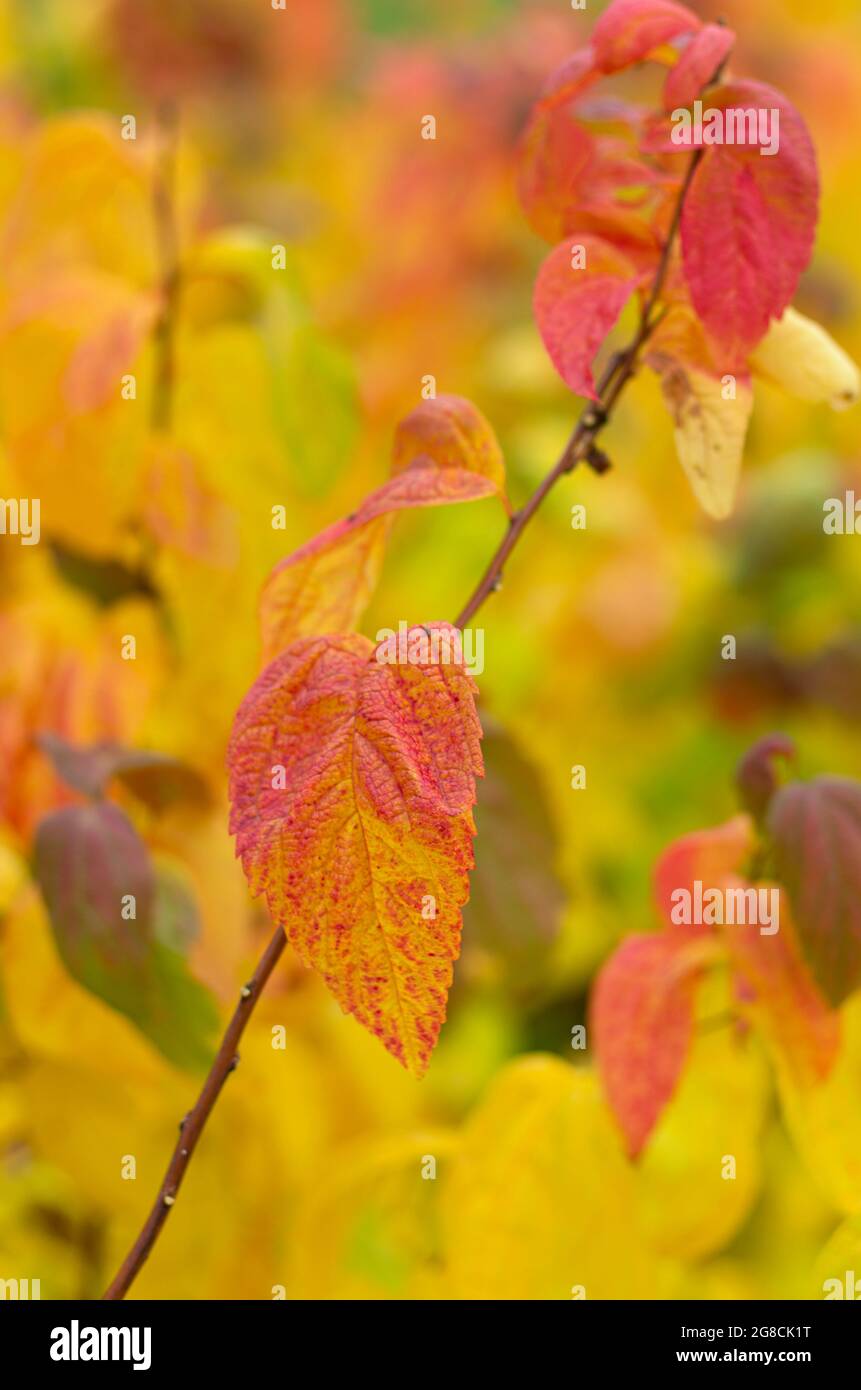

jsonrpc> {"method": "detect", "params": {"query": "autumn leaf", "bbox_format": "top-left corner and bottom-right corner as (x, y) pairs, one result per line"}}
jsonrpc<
(38, 731), (210, 811)
(591, 0), (701, 75)
(390, 394), (509, 507)
(652, 354), (753, 519)
(767, 777), (861, 1005)
(662, 24), (736, 113)
(592, 930), (716, 1156)
(259, 394), (507, 664)
(533, 235), (638, 399)
(33, 803), (218, 1069)
(777, 992), (861, 1215)
(750, 307), (861, 409)
(680, 81), (819, 364)
(534, 48), (599, 114)
(461, 721), (564, 982)
(441, 1056), (662, 1298)
(654, 813), (756, 927)
(635, 1019), (768, 1260)
(227, 625), (483, 1076)
(719, 885), (840, 1087)
(259, 460), (497, 665)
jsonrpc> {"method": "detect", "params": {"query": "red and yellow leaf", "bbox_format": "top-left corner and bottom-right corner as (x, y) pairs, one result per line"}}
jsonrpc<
(259, 394), (506, 665)
(391, 393), (509, 508)
(228, 625), (483, 1076)
(259, 460), (497, 665)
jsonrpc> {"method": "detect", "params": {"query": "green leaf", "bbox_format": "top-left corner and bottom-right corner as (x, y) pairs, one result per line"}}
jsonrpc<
(34, 804), (218, 1070)
(462, 722), (564, 984)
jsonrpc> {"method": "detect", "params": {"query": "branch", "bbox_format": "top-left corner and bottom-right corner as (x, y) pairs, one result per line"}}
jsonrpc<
(102, 143), (703, 1303)
(101, 926), (286, 1300)
(455, 145), (703, 630)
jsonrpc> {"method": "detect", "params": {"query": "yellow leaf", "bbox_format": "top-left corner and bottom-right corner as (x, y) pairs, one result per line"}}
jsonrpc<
(660, 363), (754, 520)
(813, 1215), (861, 1300)
(635, 1013), (769, 1261)
(289, 1131), (457, 1299)
(751, 308), (860, 410)
(777, 992), (861, 1215)
(441, 1055), (669, 1298)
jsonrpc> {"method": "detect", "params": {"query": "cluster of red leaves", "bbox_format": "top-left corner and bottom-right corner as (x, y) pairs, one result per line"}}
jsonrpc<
(592, 735), (861, 1158)
(520, 0), (818, 393)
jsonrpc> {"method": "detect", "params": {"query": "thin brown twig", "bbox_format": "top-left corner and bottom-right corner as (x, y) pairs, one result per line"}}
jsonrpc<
(454, 146), (704, 630)
(102, 137), (707, 1302)
(102, 925), (286, 1300)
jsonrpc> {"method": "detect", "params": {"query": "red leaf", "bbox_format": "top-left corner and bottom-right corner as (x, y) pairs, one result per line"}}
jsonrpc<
(533, 235), (637, 399)
(592, 0), (701, 75)
(768, 777), (861, 1005)
(654, 814), (756, 928)
(680, 81), (819, 363)
(535, 48), (599, 113)
(517, 104), (599, 244)
(592, 930), (713, 1156)
(662, 24), (736, 112)
(228, 626), (483, 1076)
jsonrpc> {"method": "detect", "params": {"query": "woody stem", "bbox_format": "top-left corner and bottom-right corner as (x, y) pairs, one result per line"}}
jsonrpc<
(454, 145), (704, 631)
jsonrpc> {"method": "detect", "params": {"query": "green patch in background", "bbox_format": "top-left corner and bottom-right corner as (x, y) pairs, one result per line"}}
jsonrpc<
(357, 0), (520, 38)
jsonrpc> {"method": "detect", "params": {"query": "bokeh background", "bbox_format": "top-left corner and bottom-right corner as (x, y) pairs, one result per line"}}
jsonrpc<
(1, 0), (861, 1300)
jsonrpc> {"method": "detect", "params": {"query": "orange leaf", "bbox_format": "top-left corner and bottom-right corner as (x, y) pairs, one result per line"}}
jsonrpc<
(259, 394), (506, 665)
(391, 393), (509, 510)
(259, 460), (497, 665)
(654, 813), (755, 928)
(228, 625), (483, 1076)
